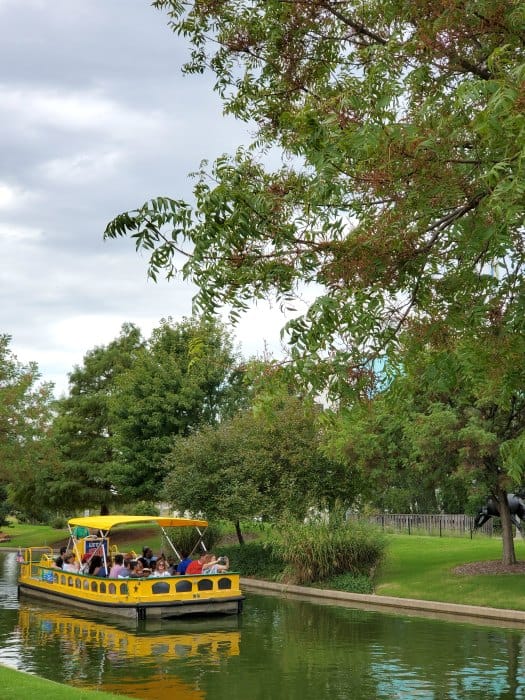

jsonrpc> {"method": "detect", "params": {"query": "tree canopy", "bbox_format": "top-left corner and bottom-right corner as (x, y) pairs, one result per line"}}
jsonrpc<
(105, 0), (525, 399)
(49, 323), (145, 514)
(109, 316), (246, 500)
(0, 334), (56, 519)
(163, 391), (355, 542)
(104, 1), (524, 561)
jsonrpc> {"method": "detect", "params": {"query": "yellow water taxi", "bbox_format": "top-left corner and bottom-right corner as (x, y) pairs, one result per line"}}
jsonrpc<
(17, 515), (244, 620)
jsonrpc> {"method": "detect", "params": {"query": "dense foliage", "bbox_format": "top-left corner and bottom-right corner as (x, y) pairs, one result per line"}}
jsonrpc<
(106, 0), (524, 401)
(0, 335), (56, 520)
(109, 316), (246, 500)
(50, 323), (144, 514)
(163, 392), (355, 541)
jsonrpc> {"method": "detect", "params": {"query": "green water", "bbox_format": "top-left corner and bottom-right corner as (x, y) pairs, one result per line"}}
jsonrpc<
(2, 552), (525, 699)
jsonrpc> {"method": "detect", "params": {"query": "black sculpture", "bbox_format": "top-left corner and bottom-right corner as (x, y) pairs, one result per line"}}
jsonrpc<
(473, 493), (525, 533)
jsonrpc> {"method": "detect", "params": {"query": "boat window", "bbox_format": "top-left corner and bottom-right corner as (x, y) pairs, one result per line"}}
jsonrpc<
(68, 577), (74, 587)
(218, 577), (232, 590)
(197, 579), (213, 591)
(120, 583), (129, 595)
(75, 578), (81, 589)
(60, 575), (66, 585)
(91, 581), (98, 592)
(175, 580), (192, 593)
(99, 583), (106, 593)
(152, 582), (170, 594)
(108, 583), (116, 595)
(83, 580), (89, 591)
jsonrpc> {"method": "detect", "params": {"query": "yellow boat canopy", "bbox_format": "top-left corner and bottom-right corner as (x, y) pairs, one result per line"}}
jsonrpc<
(68, 515), (208, 532)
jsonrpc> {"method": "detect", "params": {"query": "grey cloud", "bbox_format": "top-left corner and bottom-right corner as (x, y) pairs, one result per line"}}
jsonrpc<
(0, 0), (276, 396)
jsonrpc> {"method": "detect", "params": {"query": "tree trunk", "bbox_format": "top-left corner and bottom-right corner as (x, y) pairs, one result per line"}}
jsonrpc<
(234, 519), (245, 545)
(496, 485), (517, 565)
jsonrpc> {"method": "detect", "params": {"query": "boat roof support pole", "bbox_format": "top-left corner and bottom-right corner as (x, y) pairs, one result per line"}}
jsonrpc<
(191, 527), (208, 555)
(160, 527), (181, 561)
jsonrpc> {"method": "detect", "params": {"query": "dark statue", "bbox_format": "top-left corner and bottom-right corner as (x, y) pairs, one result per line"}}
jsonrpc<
(473, 493), (525, 533)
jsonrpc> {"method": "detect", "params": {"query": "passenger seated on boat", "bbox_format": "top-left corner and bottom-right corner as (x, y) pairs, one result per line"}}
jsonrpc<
(202, 554), (229, 575)
(151, 559), (170, 577)
(185, 552), (210, 575)
(108, 553), (126, 579)
(80, 553), (91, 574)
(88, 554), (108, 577)
(53, 547), (67, 568)
(62, 552), (80, 573)
(117, 558), (132, 578)
(171, 550), (192, 575)
(138, 547), (156, 569)
(129, 560), (148, 578)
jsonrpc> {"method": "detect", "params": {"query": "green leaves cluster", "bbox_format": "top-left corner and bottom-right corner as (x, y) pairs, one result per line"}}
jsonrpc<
(42, 317), (246, 512)
(108, 316), (245, 500)
(0, 335), (56, 519)
(163, 392), (356, 538)
(49, 323), (144, 514)
(106, 0), (524, 402)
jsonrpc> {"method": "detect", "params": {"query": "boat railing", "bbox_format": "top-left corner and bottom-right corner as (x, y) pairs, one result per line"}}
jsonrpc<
(18, 547), (54, 579)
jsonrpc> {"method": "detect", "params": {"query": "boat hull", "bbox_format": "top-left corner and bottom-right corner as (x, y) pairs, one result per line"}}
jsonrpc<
(18, 582), (243, 619)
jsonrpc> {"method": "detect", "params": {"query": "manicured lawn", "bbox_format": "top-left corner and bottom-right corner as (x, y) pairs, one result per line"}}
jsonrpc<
(0, 665), (130, 700)
(376, 533), (525, 610)
(0, 522), (68, 548)
(0, 521), (164, 552)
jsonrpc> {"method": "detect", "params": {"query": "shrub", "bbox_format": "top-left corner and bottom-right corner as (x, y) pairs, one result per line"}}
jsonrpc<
(219, 541), (284, 579)
(269, 513), (387, 585)
(127, 501), (160, 516)
(50, 515), (67, 529)
(323, 572), (374, 594)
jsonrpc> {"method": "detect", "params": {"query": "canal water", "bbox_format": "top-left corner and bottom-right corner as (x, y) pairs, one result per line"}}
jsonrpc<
(2, 552), (525, 699)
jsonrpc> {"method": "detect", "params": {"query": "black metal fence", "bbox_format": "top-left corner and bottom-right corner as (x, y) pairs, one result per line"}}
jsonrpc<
(348, 513), (494, 537)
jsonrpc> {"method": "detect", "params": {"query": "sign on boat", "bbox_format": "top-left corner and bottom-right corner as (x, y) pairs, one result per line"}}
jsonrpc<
(17, 515), (244, 620)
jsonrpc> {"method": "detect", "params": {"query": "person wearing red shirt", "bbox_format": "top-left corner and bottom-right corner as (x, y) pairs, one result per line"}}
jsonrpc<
(185, 552), (209, 575)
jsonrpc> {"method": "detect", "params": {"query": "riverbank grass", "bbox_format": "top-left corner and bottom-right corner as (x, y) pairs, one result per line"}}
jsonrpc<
(0, 522), (68, 548)
(0, 665), (130, 700)
(376, 534), (525, 610)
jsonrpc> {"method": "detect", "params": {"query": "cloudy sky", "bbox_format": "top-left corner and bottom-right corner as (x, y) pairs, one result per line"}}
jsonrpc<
(0, 0), (299, 396)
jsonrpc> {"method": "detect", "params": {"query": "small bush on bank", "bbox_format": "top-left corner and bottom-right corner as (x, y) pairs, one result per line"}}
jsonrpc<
(219, 541), (284, 579)
(323, 572), (374, 594)
(269, 514), (387, 585)
(50, 516), (66, 529)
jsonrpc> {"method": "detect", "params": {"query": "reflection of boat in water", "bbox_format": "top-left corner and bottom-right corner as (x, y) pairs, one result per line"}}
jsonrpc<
(16, 603), (241, 700)
(17, 604), (240, 660)
(17, 515), (244, 620)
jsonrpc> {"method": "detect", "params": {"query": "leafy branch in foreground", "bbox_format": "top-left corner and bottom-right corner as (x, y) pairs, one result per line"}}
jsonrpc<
(105, 1), (524, 400)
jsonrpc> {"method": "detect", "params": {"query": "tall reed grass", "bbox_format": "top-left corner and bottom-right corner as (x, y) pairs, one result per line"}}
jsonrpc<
(269, 515), (387, 585)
